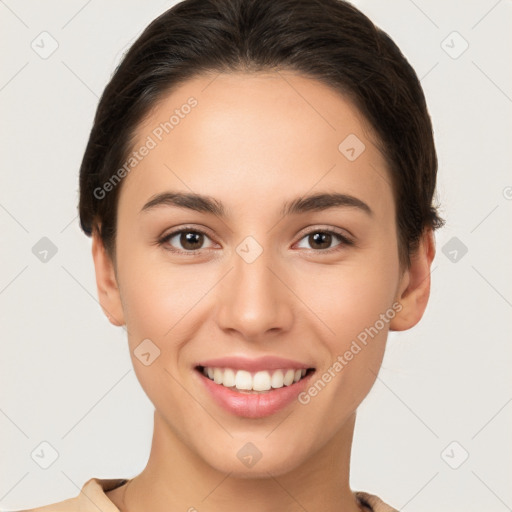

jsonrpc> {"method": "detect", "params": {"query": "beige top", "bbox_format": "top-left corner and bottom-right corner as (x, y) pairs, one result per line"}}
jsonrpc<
(17, 477), (399, 512)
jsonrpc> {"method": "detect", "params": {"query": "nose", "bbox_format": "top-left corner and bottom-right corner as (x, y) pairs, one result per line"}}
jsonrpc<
(215, 245), (294, 342)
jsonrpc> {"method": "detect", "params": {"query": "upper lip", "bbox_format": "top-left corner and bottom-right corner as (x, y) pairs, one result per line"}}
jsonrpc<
(196, 355), (315, 372)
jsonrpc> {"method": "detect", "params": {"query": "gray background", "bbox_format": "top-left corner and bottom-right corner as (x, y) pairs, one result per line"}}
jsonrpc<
(1, 1), (511, 510)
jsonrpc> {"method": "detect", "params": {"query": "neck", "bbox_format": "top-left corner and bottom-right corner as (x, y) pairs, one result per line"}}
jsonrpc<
(112, 410), (363, 512)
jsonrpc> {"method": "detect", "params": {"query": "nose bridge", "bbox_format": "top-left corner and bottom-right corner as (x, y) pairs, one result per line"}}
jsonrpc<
(216, 238), (293, 338)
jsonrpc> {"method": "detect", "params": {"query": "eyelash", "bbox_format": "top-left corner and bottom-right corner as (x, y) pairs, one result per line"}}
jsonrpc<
(157, 226), (355, 255)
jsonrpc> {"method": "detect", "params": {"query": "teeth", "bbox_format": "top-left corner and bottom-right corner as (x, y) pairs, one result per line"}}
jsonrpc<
(201, 366), (310, 392)
(283, 369), (295, 386)
(271, 369), (284, 389)
(253, 371), (271, 391)
(213, 368), (223, 384)
(223, 368), (236, 387)
(235, 370), (252, 390)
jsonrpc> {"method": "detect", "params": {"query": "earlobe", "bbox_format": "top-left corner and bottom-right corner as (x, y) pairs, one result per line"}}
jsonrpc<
(91, 231), (125, 327)
(389, 228), (436, 332)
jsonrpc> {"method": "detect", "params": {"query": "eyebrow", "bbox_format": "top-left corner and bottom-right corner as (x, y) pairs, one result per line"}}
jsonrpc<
(140, 191), (373, 218)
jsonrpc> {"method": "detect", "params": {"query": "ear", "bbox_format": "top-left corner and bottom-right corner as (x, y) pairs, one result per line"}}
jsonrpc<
(91, 230), (125, 327)
(389, 228), (436, 331)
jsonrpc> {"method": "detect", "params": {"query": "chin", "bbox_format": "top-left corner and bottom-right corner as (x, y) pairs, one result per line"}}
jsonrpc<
(197, 437), (311, 478)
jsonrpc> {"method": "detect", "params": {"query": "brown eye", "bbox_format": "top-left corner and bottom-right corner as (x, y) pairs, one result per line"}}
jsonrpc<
(160, 228), (215, 253)
(179, 231), (204, 250)
(296, 229), (353, 252)
(308, 232), (333, 250)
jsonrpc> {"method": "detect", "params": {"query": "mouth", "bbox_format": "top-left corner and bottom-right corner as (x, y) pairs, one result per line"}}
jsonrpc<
(196, 366), (315, 393)
(194, 357), (316, 418)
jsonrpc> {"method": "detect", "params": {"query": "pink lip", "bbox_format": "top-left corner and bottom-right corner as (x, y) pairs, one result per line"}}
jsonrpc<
(196, 355), (313, 372)
(195, 367), (315, 419)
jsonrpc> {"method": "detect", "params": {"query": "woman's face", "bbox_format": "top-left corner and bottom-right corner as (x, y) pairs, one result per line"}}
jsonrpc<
(99, 71), (414, 476)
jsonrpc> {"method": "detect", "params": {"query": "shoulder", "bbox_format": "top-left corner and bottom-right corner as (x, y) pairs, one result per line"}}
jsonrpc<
(15, 495), (79, 512)
(11, 478), (127, 512)
(355, 490), (399, 512)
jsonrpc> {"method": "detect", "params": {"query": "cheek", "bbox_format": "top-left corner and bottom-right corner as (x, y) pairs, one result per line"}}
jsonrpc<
(294, 266), (397, 434)
(117, 244), (211, 341)
(116, 250), (208, 413)
(291, 249), (399, 408)
(293, 252), (399, 347)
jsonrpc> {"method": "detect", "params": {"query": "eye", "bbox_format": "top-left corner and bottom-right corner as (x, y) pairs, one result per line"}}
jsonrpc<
(295, 228), (354, 252)
(159, 228), (216, 253)
(158, 226), (354, 255)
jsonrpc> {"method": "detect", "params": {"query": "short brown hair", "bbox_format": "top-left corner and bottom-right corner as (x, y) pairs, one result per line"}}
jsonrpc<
(79, 0), (445, 269)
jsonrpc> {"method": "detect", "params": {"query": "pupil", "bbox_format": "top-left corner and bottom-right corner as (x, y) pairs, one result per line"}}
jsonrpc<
(311, 232), (331, 249)
(182, 232), (203, 250)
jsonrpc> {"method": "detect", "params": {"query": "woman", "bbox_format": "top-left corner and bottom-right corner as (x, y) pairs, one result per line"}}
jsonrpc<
(21, 0), (444, 510)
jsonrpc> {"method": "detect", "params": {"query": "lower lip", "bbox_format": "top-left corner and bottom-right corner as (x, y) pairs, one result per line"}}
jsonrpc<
(196, 370), (314, 419)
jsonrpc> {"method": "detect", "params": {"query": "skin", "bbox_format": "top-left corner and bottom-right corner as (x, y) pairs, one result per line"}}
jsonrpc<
(92, 70), (436, 511)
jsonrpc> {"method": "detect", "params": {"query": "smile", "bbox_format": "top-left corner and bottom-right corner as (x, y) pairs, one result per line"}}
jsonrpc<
(194, 356), (316, 418)
(198, 366), (312, 392)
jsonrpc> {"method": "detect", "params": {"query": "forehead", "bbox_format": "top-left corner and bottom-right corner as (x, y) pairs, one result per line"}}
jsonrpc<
(119, 71), (393, 220)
